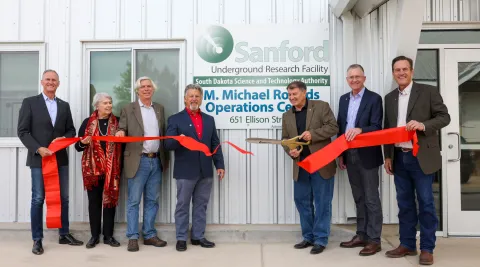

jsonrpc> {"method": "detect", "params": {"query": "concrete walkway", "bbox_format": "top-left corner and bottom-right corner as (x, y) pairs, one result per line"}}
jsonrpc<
(1, 224), (479, 267)
(1, 237), (479, 267)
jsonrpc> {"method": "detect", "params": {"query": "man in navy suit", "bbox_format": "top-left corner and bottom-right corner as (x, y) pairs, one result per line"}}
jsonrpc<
(337, 64), (384, 256)
(164, 84), (225, 252)
(18, 70), (83, 255)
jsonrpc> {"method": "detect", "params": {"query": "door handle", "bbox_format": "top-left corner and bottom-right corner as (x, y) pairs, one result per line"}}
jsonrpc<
(448, 132), (461, 162)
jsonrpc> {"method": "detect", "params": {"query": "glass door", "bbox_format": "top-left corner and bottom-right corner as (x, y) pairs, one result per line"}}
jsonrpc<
(444, 49), (480, 236)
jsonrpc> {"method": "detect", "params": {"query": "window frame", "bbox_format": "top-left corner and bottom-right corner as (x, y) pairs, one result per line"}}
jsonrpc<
(81, 40), (187, 122)
(0, 42), (46, 147)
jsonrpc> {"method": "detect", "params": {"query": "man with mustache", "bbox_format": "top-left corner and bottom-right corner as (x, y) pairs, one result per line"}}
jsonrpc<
(116, 76), (169, 252)
(164, 84), (225, 252)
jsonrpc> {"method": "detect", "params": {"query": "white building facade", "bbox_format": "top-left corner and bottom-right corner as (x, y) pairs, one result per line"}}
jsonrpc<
(0, 0), (479, 237)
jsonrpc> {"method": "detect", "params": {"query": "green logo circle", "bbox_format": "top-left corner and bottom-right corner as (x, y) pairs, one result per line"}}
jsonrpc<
(196, 26), (234, 63)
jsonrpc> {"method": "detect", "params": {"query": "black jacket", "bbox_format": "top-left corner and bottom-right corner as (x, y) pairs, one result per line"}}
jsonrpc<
(17, 94), (76, 167)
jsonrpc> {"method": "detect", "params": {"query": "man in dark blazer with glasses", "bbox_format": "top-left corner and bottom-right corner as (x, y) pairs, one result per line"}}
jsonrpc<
(337, 64), (384, 256)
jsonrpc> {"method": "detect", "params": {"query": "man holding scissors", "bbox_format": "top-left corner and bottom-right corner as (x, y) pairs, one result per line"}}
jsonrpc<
(281, 81), (339, 254)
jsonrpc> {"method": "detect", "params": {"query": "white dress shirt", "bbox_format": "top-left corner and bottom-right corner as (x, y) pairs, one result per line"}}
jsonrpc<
(395, 81), (413, 148)
(139, 99), (160, 153)
(42, 92), (57, 126)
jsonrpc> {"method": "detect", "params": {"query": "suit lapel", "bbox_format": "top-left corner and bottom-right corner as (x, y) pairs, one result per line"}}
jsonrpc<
(200, 113), (208, 141)
(391, 91), (399, 127)
(285, 109), (298, 136)
(354, 89), (368, 126)
(133, 101), (145, 132)
(407, 83), (420, 119)
(37, 94), (53, 129)
(305, 100), (314, 130)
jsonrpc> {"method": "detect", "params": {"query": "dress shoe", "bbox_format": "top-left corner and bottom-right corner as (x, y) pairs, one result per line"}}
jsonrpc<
(359, 242), (381, 256)
(59, 233), (84, 246)
(294, 240), (313, 249)
(86, 236), (99, 249)
(104, 236), (120, 247)
(32, 240), (44, 255)
(385, 245), (418, 258)
(144, 236), (167, 247)
(310, 244), (326, 254)
(191, 238), (215, 248)
(176, 240), (187, 251)
(419, 250), (434, 265)
(340, 235), (366, 248)
(127, 239), (139, 252)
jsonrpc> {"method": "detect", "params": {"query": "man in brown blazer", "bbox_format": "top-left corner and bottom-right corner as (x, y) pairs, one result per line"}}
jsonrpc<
(115, 76), (168, 252)
(383, 56), (450, 265)
(281, 81), (338, 255)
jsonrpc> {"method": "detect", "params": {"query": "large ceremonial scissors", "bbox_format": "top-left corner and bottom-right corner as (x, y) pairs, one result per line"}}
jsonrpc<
(245, 136), (310, 152)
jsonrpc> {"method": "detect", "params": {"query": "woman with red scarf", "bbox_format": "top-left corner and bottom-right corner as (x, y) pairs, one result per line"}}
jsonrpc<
(75, 92), (122, 249)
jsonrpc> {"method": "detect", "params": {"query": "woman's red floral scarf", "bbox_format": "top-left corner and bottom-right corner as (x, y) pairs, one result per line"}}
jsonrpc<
(81, 111), (121, 207)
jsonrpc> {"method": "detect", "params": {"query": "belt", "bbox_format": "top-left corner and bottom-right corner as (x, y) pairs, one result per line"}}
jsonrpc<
(141, 152), (158, 158)
(395, 147), (412, 152)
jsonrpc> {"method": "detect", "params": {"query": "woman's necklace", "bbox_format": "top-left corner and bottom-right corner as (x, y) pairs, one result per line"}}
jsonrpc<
(98, 123), (108, 136)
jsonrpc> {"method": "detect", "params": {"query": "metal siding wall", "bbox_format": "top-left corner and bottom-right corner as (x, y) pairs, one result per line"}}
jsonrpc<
(350, 1), (402, 223)
(424, 0), (480, 21)
(0, 0), (332, 225)
(4, 0), (477, 225)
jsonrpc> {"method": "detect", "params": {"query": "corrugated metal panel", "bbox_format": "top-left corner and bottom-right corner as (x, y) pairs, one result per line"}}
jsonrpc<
(350, 0), (402, 223)
(424, 0), (480, 21)
(0, 0), (335, 225)
(3, 0), (477, 226)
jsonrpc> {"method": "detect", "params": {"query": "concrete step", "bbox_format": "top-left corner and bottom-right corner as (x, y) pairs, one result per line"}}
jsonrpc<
(0, 223), (356, 243)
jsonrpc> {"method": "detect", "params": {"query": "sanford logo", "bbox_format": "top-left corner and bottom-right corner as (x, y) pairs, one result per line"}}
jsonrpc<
(196, 26), (235, 63)
(196, 25), (329, 64)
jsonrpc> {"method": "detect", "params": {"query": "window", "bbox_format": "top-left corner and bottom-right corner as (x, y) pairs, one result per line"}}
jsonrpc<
(413, 49), (439, 87)
(85, 42), (185, 120)
(0, 44), (44, 140)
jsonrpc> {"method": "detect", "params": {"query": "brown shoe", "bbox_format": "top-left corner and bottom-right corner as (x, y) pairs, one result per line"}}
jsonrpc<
(359, 242), (381, 256)
(385, 245), (417, 258)
(419, 250), (434, 265)
(340, 235), (366, 248)
(127, 239), (139, 252)
(144, 236), (167, 247)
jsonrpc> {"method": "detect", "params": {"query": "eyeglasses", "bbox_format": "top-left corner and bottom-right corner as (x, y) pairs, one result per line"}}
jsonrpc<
(346, 76), (365, 81)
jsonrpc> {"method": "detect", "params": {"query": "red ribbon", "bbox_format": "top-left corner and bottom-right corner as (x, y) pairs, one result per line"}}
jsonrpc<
(297, 126), (418, 174)
(42, 136), (253, 228)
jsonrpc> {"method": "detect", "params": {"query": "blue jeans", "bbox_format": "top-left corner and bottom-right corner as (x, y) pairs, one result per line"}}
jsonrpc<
(31, 166), (70, 241)
(294, 168), (335, 247)
(394, 150), (437, 253)
(126, 156), (162, 240)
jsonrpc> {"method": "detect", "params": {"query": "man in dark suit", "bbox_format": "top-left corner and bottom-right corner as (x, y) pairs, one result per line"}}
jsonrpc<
(336, 64), (384, 256)
(17, 69), (83, 255)
(115, 76), (168, 252)
(281, 81), (338, 255)
(383, 56), (450, 265)
(164, 84), (225, 252)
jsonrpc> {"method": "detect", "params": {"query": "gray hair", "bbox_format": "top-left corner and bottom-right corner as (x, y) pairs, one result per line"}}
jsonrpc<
(184, 84), (203, 96)
(134, 76), (157, 93)
(42, 69), (59, 79)
(92, 92), (113, 108)
(346, 64), (365, 73)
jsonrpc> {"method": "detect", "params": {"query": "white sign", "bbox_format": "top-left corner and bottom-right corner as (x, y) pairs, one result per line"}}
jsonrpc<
(194, 24), (330, 129)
